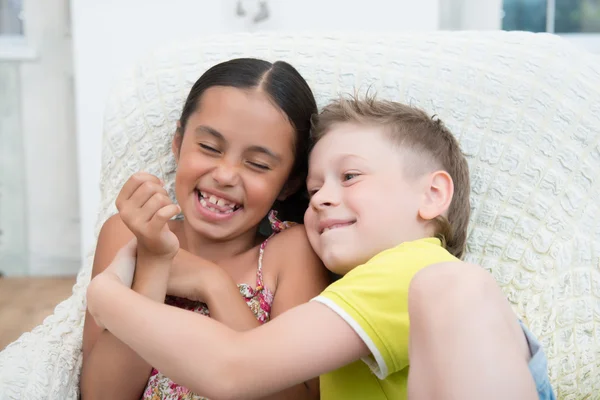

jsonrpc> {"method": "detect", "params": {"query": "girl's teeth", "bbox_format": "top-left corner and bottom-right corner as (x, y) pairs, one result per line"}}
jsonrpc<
(200, 196), (236, 214)
(198, 190), (240, 211)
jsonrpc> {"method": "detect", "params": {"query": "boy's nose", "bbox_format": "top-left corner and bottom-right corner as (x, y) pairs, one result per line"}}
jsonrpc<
(310, 184), (340, 210)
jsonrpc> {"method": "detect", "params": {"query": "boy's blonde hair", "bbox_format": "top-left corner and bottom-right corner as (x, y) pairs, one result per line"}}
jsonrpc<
(311, 96), (471, 259)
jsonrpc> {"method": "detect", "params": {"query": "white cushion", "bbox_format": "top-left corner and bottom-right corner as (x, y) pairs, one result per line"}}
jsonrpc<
(1, 31), (599, 399)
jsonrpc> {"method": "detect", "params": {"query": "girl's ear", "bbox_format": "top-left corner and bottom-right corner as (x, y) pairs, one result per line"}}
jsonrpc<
(172, 121), (183, 161)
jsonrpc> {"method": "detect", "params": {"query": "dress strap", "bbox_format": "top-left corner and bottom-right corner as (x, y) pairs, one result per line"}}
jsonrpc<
(268, 210), (296, 233)
(256, 211), (296, 292)
(255, 239), (269, 292)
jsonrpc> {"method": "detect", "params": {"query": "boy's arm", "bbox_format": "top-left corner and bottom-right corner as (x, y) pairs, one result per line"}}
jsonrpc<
(88, 273), (369, 400)
(168, 249), (263, 330)
(168, 225), (328, 399)
(258, 225), (331, 399)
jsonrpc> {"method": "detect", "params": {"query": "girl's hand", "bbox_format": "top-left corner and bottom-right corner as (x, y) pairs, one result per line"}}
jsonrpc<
(116, 172), (181, 259)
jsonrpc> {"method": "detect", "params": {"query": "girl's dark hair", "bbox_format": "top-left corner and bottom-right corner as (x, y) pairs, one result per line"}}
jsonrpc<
(179, 58), (317, 230)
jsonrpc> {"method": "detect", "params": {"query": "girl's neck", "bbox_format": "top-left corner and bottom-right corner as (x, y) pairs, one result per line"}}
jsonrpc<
(179, 221), (262, 263)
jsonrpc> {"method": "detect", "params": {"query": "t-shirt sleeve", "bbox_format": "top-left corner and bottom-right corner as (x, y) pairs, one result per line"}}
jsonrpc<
(312, 254), (424, 379)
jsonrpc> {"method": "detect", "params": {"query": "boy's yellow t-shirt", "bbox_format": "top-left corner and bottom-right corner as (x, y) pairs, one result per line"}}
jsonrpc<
(312, 238), (458, 400)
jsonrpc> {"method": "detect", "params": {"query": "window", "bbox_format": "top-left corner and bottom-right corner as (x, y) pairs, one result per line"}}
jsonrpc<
(0, 0), (23, 35)
(503, 0), (600, 33)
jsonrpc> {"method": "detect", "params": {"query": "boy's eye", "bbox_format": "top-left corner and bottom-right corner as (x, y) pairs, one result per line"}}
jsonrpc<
(200, 143), (220, 153)
(342, 173), (359, 181)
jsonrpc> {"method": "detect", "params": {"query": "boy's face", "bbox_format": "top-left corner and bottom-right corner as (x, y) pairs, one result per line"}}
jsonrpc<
(305, 123), (434, 275)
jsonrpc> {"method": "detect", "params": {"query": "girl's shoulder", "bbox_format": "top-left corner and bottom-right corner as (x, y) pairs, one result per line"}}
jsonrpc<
(261, 223), (330, 310)
(262, 223), (325, 278)
(265, 223), (311, 253)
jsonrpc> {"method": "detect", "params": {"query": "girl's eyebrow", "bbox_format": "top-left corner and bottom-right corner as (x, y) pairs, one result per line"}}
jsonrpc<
(195, 125), (281, 162)
(195, 125), (225, 141)
(246, 145), (281, 162)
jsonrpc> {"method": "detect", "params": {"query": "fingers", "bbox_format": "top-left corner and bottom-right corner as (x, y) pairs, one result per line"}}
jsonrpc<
(117, 172), (172, 231)
(134, 192), (174, 225)
(128, 181), (169, 210)
(115, 172), (180, 257)
(116, 172), (163, 210)
(148, 204), (181, 233)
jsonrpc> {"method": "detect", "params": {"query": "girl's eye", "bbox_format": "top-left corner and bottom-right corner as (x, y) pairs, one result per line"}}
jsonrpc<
(343, 173), (359, 182)
(308, 188), (319, 198)
(200, 143), (220, 153)
(247, 161), (270, 171)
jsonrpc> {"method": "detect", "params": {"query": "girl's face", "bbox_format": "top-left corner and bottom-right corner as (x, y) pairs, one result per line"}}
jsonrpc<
(173, 86), (296, 242)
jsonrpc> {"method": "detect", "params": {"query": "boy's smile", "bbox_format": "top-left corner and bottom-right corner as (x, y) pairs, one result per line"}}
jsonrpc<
(318, 218), (356, 234)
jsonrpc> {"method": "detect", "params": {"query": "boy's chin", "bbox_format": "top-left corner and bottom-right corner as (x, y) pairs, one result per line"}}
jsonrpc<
(323, 253), (362, 276)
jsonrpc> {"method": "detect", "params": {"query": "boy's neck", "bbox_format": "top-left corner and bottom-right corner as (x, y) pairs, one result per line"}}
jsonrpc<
(179, 222), (262, 263)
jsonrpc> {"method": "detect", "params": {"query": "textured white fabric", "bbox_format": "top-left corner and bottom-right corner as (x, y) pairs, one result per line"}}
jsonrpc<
(1, 31), (599, 399)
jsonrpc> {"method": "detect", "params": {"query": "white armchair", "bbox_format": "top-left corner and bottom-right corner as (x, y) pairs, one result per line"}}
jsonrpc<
(1, 31), (599, 399)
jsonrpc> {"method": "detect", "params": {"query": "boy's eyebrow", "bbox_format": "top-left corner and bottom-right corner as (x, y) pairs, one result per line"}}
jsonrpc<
(194, 125), (281, 162)
(339, 154), (368, 162)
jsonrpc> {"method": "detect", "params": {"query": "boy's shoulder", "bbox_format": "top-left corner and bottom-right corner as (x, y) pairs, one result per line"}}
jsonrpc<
(364, 237), (458, 271)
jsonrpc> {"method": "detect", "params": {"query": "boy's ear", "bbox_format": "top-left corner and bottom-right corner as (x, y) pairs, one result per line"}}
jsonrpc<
(172, 121), (183, 161)
(277, 177), (302, 201)
(418, 170), (454, 221)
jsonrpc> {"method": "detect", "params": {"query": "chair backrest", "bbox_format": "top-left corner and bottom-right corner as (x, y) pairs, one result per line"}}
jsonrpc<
(98, 31), (600, 398)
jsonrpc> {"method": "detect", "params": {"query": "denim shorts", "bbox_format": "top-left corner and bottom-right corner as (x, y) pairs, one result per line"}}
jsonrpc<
(521, 321), (556, 400)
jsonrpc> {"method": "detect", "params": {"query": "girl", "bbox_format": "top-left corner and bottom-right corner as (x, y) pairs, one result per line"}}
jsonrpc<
(80, 58), (330, 399)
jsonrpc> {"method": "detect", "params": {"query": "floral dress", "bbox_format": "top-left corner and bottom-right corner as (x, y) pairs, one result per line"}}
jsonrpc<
(142, 212), (294, 400)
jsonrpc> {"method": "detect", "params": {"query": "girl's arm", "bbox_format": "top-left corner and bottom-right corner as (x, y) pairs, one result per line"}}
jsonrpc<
(80, 215), (164, 400)
(88, 271), (369, 400)
(82, 172), (180, 399)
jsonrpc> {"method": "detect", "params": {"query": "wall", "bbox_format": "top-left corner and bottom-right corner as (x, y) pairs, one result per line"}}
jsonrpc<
(20, 0), (80, 275)
(0, 62), (27, 276)
(71, 0), (441, 257)
(439, 0), (502, 30)
(0, 0), (79, 276)
(245, 0), (439, 32)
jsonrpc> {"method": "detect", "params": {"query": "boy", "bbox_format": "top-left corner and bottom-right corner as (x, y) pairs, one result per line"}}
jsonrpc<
(87, 96), (554, 399)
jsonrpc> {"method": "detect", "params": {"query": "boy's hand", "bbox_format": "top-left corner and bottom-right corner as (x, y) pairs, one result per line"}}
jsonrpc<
(116, 172), (181, 259)
(168, 249), (227, 302)
(87, 238), (138, 329)
(105, 238), (138, 288)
